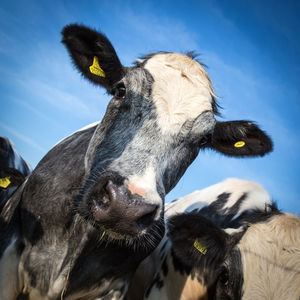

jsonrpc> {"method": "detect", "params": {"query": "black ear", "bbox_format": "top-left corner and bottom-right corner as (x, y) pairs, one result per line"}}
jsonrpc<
(61, 24), (124, 92)
(0, 168), (26, 190)
(210, 121), (273, 157)
(168, 213), (228, 279)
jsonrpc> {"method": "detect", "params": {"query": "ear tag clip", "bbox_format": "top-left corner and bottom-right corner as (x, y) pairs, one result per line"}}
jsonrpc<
(193, 239), (207, 255)
(0, 177), (11, 189)
(234, 141), (245, 148)
(89, 56), (106, 77)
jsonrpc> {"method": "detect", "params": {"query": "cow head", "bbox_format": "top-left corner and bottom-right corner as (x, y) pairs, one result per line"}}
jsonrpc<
(61, 24), (273, 240)
(168, 211), (300, 300)
(0, 137), (31, 210)
(0, 137), (31, 186)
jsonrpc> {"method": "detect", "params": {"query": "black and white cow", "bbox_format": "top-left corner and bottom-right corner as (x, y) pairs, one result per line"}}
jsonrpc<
(133, 179), (300, 300)
(0, 24), (273, 300)
(0, 137), (31, 212)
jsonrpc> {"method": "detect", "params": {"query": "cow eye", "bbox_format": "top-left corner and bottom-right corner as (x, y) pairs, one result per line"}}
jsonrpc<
(115, 84), (126, 99)
(219, 267), (229, 286)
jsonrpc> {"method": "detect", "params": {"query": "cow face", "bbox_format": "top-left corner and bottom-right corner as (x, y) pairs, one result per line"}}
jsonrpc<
(168, 212), (300, 300)
(62, 24), (273, 239)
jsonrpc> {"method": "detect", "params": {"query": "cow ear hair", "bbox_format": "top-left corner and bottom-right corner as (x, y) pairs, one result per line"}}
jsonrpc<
(209, 121), (273, 157)
(0, 168), (26, 189)
(168, 213), (228, 274)
(61, 24), (124, 92)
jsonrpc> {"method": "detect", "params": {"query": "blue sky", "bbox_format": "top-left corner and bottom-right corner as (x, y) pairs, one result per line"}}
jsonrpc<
(1, 0), (299, 214)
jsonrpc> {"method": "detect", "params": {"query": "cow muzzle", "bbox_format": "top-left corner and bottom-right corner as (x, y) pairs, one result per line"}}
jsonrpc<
(83, 178), (160, 237)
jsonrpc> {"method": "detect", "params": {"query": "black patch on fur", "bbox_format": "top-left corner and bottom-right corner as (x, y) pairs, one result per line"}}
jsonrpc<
(20, 208), (44, 246)
(197, 192), (249, 229)
(170, 248), (192, 276)
(119, 284), (126, 295)
(16, 294), (29, 300)
(234, 202), (281, 227)
(161, 257), (169, 277)
(198, 192), (231, 217)
(208, 249), (244, 300)
(210, 120), (273, 157)
(145, 273), (164, 297)
(192, 193), (280, 232)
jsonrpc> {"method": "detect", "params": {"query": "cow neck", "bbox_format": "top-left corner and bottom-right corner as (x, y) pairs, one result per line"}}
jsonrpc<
(60, 223), (106, 299)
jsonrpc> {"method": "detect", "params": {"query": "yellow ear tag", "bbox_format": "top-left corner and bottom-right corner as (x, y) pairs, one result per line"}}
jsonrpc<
(234, 141), (246, 148)
(0, 177), (11, 189)
(193, 239), (207, 255)
(89, 56), (106, 77)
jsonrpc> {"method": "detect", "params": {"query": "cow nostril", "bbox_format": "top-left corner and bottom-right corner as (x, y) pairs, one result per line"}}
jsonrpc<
(136, 205), (158, 230)
(91, 181), (112, 209)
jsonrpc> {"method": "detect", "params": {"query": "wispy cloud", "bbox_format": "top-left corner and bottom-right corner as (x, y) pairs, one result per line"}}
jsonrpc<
(124, 12), (198, 50)
(103, 3), (199, 55)
(0, 122), (46, 153)
(10, 97), (63, 128)
(17, 78), (94, 118)
(4, 40), (109, 120)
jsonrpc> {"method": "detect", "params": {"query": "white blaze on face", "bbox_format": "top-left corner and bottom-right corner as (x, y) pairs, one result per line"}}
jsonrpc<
(239, 214), (300, 300)
(144, 53), (215, 134)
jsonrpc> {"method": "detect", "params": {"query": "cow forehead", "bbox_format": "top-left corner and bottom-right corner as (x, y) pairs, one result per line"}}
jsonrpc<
(144, 53), (215, 134)
(238, 214), (300, 299)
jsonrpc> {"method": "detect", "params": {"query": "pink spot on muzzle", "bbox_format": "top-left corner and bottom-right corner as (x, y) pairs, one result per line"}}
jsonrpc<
(128, 183), (147, 198)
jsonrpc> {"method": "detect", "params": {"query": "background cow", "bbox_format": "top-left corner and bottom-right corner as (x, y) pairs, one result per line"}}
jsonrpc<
(0, 137), (31, 212)
(131, 179), (299, 300)
(0, 24), (272, 300)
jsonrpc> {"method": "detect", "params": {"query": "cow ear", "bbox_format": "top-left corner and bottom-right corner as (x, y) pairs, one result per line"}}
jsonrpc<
(168, 213), (228, 275)
(0, 168), (26, 190)
(209, 121), (273, 157)
(61, 24), (124, 92)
